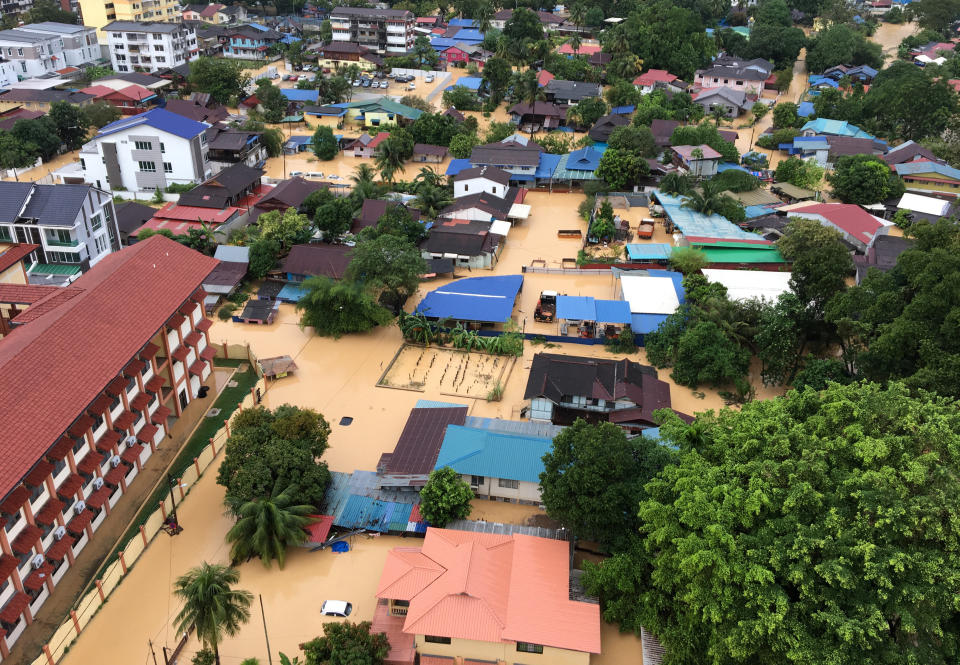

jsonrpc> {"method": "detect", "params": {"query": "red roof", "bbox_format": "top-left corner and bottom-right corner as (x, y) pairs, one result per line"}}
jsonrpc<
(0, 236), (218, 500)
(85, 486), (111, 509)
(141, 342), (160, 359)
(66, 508), (93, 534)
(145, 375), (165, 393)
(376, 528), (601, 654)
(24, 460), (53, 487)
(305, 514), (334, 543)
(47, 436), (73, 460)
(104, 463), (128, 487)
(673, 144), (722, 160)
(188, 359), (206, 376)
(195, 318), (212, 332)
(367, 132), (391, 149)
(557, 42), (601, 55)
(23, 562), (53, 591)
(172, 346), (189, 362)
(0, 592), (30, 622)
(121, 443), (141, 463)
(34, 498), (64, 525)
(56, 473), (84, 499)
(184, 330), (202, 346)
(77, 452), (100, 475)
(105, 376), (128, 396)
(130, 392), (151, 411)
(0, 485), (29, 514)
(0, 282), (55, 305)
(0, 554), (17, 580)
(46, 534), (75, 560)
(88, 394), (113, 415)
(11, 524), (41, 554)
(124, 359), (146, 377)
(10, 287), (85, 326)
(96, 429), (121, 453)
(113, 410), (135, 430)
(137, 424), (158, 443)
(68, 414), (94, 438)
(200, 346), (216, 361)
(789, 203), (883, 245)
(536, 69), (555, 87)
(633, 69), (678, 86)
(151, 405), (171, 424)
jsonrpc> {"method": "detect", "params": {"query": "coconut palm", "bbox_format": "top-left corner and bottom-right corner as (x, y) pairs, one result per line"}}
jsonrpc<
(413, 166), (445, 191)
(415, 183), (454, 219)
(681, 181), (734, 216)
(225, 483), (316, 569)
(659, 172), (693, 196)
(609, 54), (644, 81)
(351, 163), (377, 186)
(375, 138), (406, 183)
(708, 104), (727, 127)
(173, 563), (253, 665)
(476, 3), (493, 34)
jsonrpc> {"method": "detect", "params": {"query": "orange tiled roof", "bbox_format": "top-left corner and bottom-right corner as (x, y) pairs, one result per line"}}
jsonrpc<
(375, 528), (601, 654)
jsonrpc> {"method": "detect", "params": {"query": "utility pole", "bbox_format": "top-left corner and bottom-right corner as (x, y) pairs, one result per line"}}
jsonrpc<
(164, 472), (183, 535)
(260, 594), (274, 665)
(149, 640), (159, 665)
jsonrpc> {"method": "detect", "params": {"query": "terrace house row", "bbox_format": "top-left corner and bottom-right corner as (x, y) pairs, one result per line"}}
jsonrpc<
(0, 235), (217, 658)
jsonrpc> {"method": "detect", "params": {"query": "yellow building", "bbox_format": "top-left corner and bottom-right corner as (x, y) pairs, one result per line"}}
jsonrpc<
(894, 161), (960, 195)
(0, 242), (38, 336)
(79, 0), (183, 34)
(0, 89), (96, 114)
(311, 42), (382, 72)
(374, 528), (601, 665)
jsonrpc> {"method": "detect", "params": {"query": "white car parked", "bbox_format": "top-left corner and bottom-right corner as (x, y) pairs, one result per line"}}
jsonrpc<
(321, 600), (353, 617)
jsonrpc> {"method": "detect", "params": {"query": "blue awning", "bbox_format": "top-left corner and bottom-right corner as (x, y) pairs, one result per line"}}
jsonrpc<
(595, 299), (632, 324)
(556, 295), (595, 321)
(509, 173), (536, 182)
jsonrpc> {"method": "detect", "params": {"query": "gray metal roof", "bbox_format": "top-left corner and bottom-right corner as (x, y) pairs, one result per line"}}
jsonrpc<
(0, 182), (34, 224)
(20, 184), (94, 228)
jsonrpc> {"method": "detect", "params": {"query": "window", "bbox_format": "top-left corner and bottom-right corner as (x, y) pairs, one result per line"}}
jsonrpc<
(117, 65), (128, 72)
(470, 475), (484, 486)
(134, 141), (152, 150)
(0, 226), (11, 242)
(463, 184), (468, 192)
(95, 235), (107, 255)
(424, 636), (451, 644)
(91, 213), (102, 231)
(154, 44), (163, 51)
(516, 643), (544, 654)
(138, 161), (156, 172)
(51, 456), (66, 478)
(159, 142), (165, 152)
(153, 33), (162, 40)
(156, 56), (165, 63)
(200, 133), (207, 145)
(498, 478), (519, 489)
(17, 48), (22, 56)
(79, 158), (85, 169)
(163, 162), (172, 173)
(393, 599), (409, 607)
(203, 152), (209, 162)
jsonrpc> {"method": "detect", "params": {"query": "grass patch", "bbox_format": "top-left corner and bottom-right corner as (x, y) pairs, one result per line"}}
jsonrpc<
(91, 365), (259, 582)
(213, 357), (247, 368)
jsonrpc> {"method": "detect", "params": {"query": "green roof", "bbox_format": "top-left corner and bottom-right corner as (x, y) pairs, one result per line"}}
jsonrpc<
(551, 152), (600, 181)
(341, 98), (424, 120)
(28, 263), (81, 275)
(700, 247), (786, 264)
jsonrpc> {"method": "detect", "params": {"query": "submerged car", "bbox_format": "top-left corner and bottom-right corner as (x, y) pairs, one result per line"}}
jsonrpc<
(321, 600), (353, 617)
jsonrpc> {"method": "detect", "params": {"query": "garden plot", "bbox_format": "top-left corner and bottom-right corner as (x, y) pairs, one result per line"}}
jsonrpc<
(378, 344), (515, 399)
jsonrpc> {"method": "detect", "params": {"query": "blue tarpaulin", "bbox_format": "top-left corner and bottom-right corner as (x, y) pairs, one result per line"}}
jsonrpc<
(610, 105), (636, 115)
(331, 541), (349, 552)
(416, 275), (523, 323)
(631, 313), (669, 334)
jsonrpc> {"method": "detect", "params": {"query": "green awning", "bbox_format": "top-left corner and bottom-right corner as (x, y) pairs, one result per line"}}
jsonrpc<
(700, 247), (786, 264)
(28, 263), (81, 275)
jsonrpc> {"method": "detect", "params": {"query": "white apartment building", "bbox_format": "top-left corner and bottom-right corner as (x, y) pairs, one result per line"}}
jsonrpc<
(0, 22), (99, 79)
(329, 7), (414, 54)
(0, 183), (120, 285)
(80, 107), (212, 194)
(103, 21), (198, 74)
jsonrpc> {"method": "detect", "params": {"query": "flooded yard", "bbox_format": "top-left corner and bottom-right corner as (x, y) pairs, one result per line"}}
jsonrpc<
(379, 344), (516, 399)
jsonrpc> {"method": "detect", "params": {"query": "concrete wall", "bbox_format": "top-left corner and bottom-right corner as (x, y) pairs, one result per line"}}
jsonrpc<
(454, 177), (507, 199)
(82, 126), (207, 192)
(466, 475), (541, 504)
(417, 635), (591, 665)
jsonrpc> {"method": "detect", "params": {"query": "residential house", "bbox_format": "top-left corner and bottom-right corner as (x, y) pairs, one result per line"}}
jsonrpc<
(113, 201), (156, 245)
(555, 41), (602, 56)
(222, 24), (281, 59)
(79, 108), (211, 193)
(0, 243), (40, 335)
(281, 243), (352, 281)
(375, 527), (601, 665)
(799, 117), (875, 139)
(694, 55), (773, 94)
(250, 176), (327, 224)
(202, 244), (248, 307)
(0, 89), (94, 113)
(822, 64), (878, 84)
(79, 84), (157, 115)
(376, 405), (467, 490)
(302, 105), (347, 129)
(103, 21), (199, 74)
(0, 59), (18, 88)
(329, 7), (415, 54)
(442, 106), (464, 122)
(781, 201), (889, 252)
(853, 234), (914, 284)
(0, 183), (120, 285)
(204, 126), (267, 171)
(412, 143), (447, 163)
(525, 352), (677, 430)
(469, 135), (544, 184)
(672, 144), (722, 177)
(888, 191), (953, 224)
(79, 0), (183, 33)
(508, 101), (565, 132)
(352, 199), (420, 235)
(453, 166), (511, 199)
(92, 72), (172, 93)
(0, 22), (98, 79)
(542, 79), (602, 105)
(882, 140), (939, 166)
(420, 219), (504, 269)
(894, 160), (960, 196)
(651, 118), (681, 150)
(588, 113), (630, 142)
(633, 69), (680, 94)
(0, 236), (218, 659)
(693, 86), (748, 117)
(310, 40), (382, 71)
(337, 98), (424, 128)
(440, 185), (520, 221)
(163, 97), (228, 124)
(345, 131), (389, 158)
(435, 420), (562, 504)
(178, 163), (262, 208)
(786, 135), (886, 169)
(441, 41), (490, 65)
(191, 24), (227, 56)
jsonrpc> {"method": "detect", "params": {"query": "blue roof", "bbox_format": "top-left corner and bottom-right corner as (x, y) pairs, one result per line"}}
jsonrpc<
(246, 22), (270, 31)
(656, 192), (764, 241)
(626, 243), (672, 260)
(631, 313), (669, 334)
(286, 135), (312, 145)
(447, 76), (482, 91)
(716, 163), (750, 173)
(281, 88), (319, 102)
(794, 136), (830, 150)
(744, 204), (782, 219)
(800, 118), (874, 139)
(610, 105), (635, 115)
(277, 283), (308, 303)
(435, 425), (551, 483)
(451, 28), (483, 42)
(595, 299), (633, 324)
(556, 295), (595, 321)
(534, 152), (562, 178)
(797, 101), (815, 117)
(448, 18), (476, 27)
(280, 34), (300, 44)
(430, 37), (460, 50)
(96, 108), (206, 140)
(808, 75), (839, 88)
(894, 160), (960, 180)
(563, 146), (603, 171)
(445, 158), (472, 176)
(415, 275), (523, 322)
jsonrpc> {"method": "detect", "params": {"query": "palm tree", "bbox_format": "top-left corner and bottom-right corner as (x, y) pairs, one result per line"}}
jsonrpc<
(681, 181), (733, 216)
(507, 39), (530, 70)
(226, 483), (316, 569)
(609, 54), (643, 81)
(659, 172), (693, 196)
(350, 163), (380, 201)
(606, 26), (630, 58)
(351, 163), (377, 186)
(709, 104), (727, 127)
(173, 563), (253, 665)
(413, 166), (445, 191)
(415, 183), (454, 219)
(476, 4), (493, 34)
(375, 139), (406, 183)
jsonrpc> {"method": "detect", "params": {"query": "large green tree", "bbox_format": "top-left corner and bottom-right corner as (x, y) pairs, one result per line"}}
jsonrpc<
(189, 57), (250, 105)
(300, 622), (390, 665)
(827, 154), (905, 204)
(295, 277), (393, 337)
(226, 483), (315, 569)
(311, 125), (338, 161)
(503, 7), (543, 42)
(419, 467), (473, 527)
(806, 23), (883, 74)
(346, 233), (426, 304)
(907, 0), (960, 35)
(540, 420), (673, 551)
(257, 208), (313, 252)
(595, 149), (649, 190)
(217, 405), (331, 512)
(584, 382), (960, 665)
(49, 101), (88, 150)
(863, 61), (958, 141)
(777, 217), (854, 320)
(173, 563), (253, 665)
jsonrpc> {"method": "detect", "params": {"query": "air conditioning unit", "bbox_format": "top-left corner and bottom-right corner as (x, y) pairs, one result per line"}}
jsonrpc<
(31, 554), (44, 569)
(125, 435), (137, 447)
(92, 477), (104, 490)
(73, 500), (86, 514)
(110, 455), (121, 468)
(54, 526), (66, 541)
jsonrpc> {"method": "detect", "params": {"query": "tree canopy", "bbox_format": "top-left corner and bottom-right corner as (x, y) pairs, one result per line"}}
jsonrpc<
(419, 467), (473, 527)
(584, 382), (960, 665)
(346, 233), (426, 304)
(189, 57), (250, 105)
(827, 154), (905, 204)
(296, 277), (393, 337)
(806, 23), (883, 74)
(300, 622), (390, 665)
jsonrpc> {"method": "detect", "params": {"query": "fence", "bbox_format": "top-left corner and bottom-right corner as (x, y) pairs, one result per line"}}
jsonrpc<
(30, 354), (267, 665)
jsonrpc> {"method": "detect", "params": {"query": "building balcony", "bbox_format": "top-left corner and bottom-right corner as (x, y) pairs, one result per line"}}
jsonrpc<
(386, 24), (406, 33)
(45, 237), (79, 248)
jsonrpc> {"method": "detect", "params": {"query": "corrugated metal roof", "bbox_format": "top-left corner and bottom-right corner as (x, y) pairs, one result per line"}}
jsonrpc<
(463, 416), (563, 439)
(436, 425), (552, 483)
(656, 192), (765, 241)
